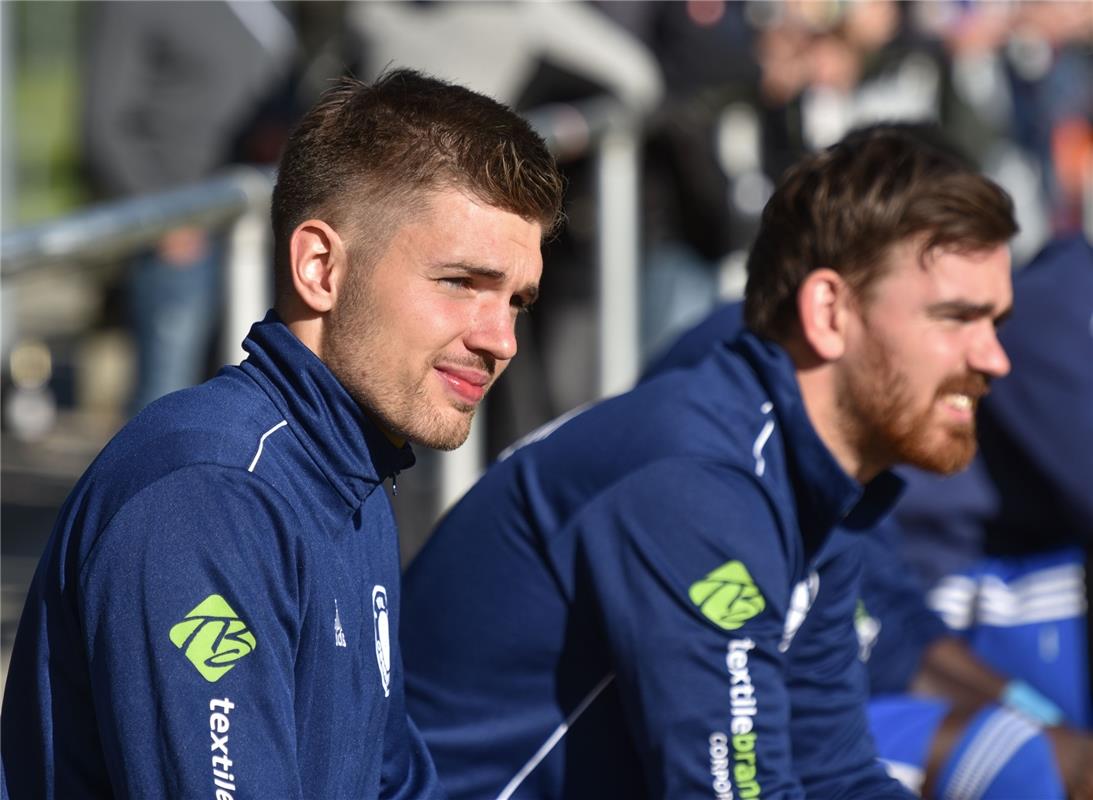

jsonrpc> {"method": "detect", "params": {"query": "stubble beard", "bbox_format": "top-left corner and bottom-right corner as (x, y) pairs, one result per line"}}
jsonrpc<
(322, 272), (477, 452)
(839, 333), (982, 478)
(386, 377), (477, 451)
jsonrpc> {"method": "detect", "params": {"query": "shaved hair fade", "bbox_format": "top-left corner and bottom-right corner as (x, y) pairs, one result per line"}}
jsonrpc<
(271, 69), (564, 304)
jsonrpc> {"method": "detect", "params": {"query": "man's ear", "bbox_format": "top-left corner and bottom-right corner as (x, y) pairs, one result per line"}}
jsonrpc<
(288, 220), (348, 314)
(796, 268), (853, 362)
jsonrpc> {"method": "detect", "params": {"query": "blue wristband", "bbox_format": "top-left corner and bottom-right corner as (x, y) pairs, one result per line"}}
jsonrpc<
(1001, 680), (1064, 726)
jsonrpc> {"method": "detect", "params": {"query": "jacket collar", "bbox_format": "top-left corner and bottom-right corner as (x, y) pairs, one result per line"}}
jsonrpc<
(734, 331), (903, 544)
(239, 310), (415, 507)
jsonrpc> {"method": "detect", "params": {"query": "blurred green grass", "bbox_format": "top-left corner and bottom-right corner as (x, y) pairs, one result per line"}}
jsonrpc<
(11, 0), (88, 225)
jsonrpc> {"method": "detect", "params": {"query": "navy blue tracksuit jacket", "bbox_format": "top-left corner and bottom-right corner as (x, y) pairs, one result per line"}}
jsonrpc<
(2, 314), (443, 799)
(402, 332), (910, 798)
(646, 301), (948, 696)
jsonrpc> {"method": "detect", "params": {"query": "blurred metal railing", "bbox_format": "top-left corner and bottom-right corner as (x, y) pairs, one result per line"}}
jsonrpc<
(1, 166), (275, 367)
(0, 97), (644, 512)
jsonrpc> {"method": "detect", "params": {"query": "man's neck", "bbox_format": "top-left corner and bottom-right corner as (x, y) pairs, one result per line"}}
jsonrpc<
(788, 340), (880, 485)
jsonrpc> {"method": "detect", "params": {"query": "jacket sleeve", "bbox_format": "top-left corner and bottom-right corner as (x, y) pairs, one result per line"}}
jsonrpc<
(783, 535), (914, 799)
(77, 466), (307, 799)
(572, 459), (805, 799)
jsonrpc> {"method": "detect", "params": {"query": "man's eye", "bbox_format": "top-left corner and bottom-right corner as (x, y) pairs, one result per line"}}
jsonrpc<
(941, 311), (979, 325)
(440, 277), (472, 290)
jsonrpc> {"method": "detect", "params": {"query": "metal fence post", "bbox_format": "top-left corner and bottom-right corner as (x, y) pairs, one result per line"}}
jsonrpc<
(436, 408), (486, 515)
(596, 125), (641, 398)
(223, 170), (274, 366)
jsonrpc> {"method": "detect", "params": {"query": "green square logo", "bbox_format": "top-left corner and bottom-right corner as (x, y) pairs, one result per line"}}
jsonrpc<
(169, 594), (257, 682)
(689, 560), (766, 630)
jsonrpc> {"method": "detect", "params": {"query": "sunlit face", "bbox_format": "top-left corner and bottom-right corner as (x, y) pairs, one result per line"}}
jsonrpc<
(838, 239), (1013, 476)
(322, 187), (543, 450)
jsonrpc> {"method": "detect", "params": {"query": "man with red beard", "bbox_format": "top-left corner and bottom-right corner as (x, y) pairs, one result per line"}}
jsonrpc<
(400, 124), (1017, 799)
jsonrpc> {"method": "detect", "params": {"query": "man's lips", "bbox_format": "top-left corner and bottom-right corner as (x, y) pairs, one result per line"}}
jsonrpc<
(937, 378), (988, 422)
(435, 365), (490, 404)
(939, 392), (975, 420)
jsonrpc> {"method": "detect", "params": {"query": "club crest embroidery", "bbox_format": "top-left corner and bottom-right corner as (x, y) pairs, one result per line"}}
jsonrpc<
(689, 560), (766, 630)
(854, 599), (882, 662)
(372, 585), (391, 697)
(169, 594), (256, 682)
(779, 571), (820, 652)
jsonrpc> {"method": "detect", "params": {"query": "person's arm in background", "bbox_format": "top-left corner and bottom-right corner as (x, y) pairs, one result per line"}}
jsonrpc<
(81, 3), (211, 272)
(858, 520), (1010, 711)
(861, 519), (1093, 797)
(909, 639), (1005, 710)
(524, 2), (664, 113)
(82, 2), (156, 198)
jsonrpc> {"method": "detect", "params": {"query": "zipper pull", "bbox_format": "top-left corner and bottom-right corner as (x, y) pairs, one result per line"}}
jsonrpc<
(391, 473), (399, 496)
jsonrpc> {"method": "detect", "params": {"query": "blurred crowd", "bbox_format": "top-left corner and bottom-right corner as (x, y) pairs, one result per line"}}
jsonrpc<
(55, 0), (1091, 440)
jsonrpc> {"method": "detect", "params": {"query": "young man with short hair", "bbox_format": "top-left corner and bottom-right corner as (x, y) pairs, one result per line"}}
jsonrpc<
(401, 125), (1017, 798)
(2, 70), (563, 799)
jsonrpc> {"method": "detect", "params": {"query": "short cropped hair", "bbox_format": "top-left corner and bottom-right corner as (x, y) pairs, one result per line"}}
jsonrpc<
(271, 69), (564, 301)
(744, 124), (1017, 340)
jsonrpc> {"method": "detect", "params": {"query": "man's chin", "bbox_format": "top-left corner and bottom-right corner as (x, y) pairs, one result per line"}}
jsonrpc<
(409, 409), (476, 451)
(900, 432), (977, 476)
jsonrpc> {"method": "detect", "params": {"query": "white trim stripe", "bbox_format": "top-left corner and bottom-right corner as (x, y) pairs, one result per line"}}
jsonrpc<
(964, 714), (1038, 799)
(497, 402), (594, 462)
(248, 420), (288, 472)
(881, 759), (925, 795)
(495, 673), (615, 800)
(927, 564), (1086, 629)
(944, 710), (1015, 799)
(752, 420), (775, 477)
(927, 577), (978, 630)
(943, 709), (1039, 800)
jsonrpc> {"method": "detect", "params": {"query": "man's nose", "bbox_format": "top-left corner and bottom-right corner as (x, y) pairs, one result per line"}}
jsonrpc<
(971, 325), (1011, 380)
(466, 300), (518, 363)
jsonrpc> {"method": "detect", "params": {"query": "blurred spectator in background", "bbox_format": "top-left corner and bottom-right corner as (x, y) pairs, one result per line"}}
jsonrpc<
(747, 0), (1092, 265)
(352, 1), (662, 113)
(599, 1), (761, 357)
(917, 2), (1093, 244)
(82, 0), (296, 412)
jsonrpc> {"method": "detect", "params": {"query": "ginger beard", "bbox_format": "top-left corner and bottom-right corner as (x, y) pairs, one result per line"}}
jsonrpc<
(322, 260), (492, 452)
(838, 326), (988, 476)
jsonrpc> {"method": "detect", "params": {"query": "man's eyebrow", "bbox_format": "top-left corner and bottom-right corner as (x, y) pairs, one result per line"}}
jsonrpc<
(437, 262), (539, 302)
(926, 300), (1009, 321)
(438, 262), (506, 280)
